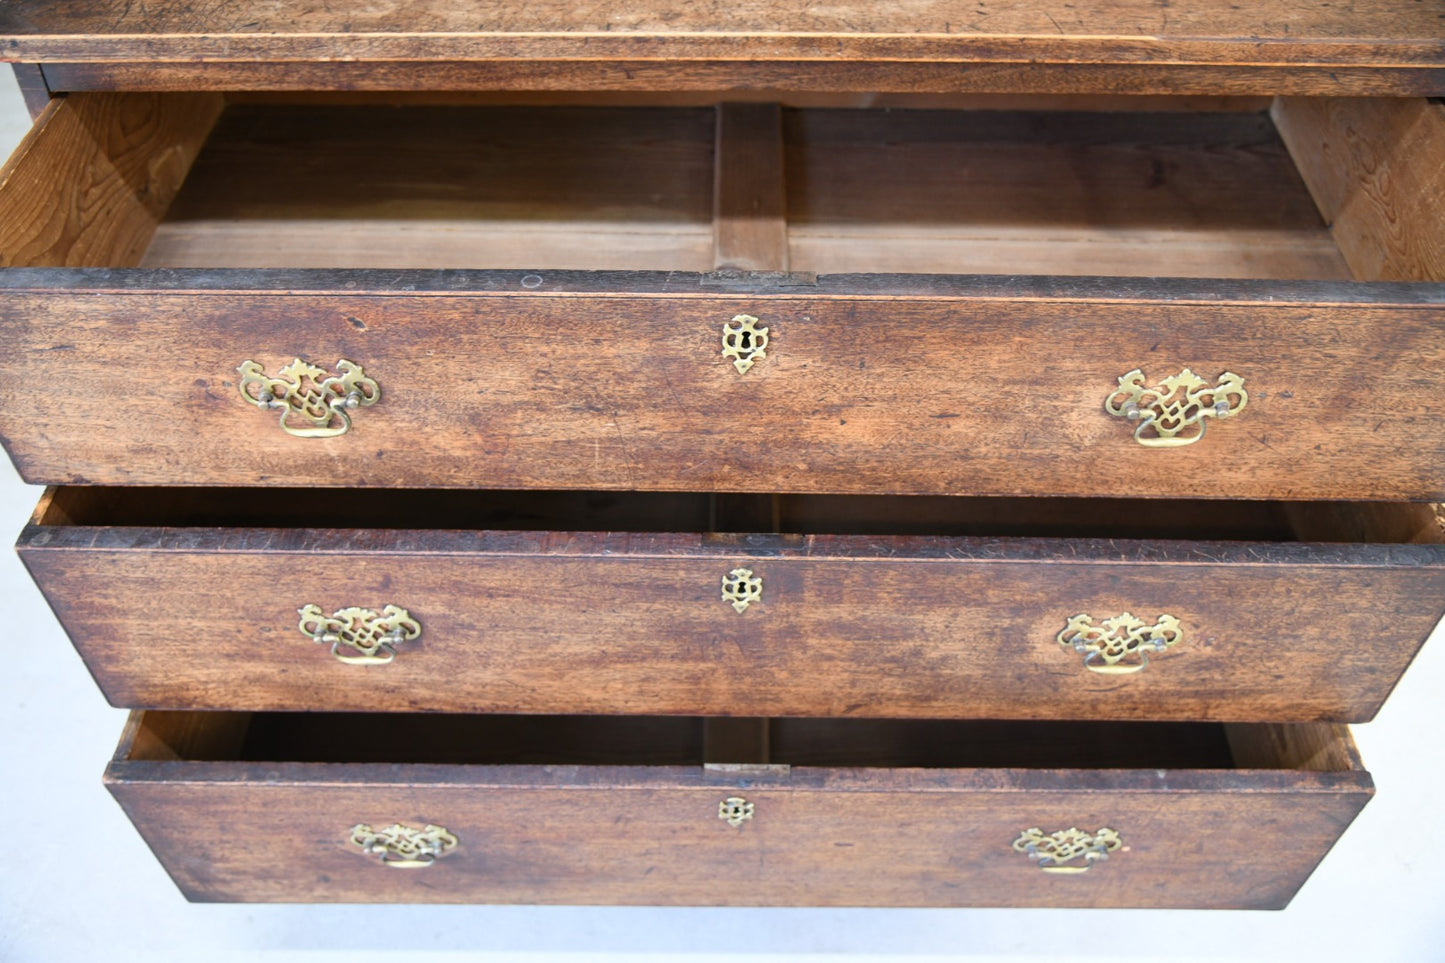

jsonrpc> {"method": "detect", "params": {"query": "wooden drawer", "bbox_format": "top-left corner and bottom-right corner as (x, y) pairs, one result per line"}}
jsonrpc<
(105, 710), (1373, 908)
(0, 93), (1442, 498)
(24, 486), (1444, 721)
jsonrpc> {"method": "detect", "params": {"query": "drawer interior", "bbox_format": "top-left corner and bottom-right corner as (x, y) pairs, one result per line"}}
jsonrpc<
(33, 485), (1445, 545)
(121, 710), (1361, 773)
(4, 92), (1435, 281)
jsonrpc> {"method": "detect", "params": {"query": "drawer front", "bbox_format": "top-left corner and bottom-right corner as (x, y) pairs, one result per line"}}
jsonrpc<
(105, 713), (1373, 909)
(26, 497), (1445, 721)
(1, 276), (1444, 498)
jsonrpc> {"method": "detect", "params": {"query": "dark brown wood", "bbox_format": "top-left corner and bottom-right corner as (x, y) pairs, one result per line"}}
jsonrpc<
(0, 278), (1443, 499)
(103, 711), (1373, 908)
(38, 61), (1445, 98)
(1272, 97), (1445, 282)
(714, 104), (787, 272)
(11, 63), (50, 118)
(0, 91), (222, 268)
(4, 0), (1443, 103)
(21, 488), (1445, 721)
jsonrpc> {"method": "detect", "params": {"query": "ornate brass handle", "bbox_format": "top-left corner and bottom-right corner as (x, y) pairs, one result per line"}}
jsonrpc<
(1105, 367), (1246, 447)
(1058, 613), (1182, 674)
(718, 797), (755, 826)
(722, 314), (769, 373)
(1012, 827), (1122, 873)
(350, 823), (457, 868)
(238, 358), (379, 437)
(298, 604), (420, 664)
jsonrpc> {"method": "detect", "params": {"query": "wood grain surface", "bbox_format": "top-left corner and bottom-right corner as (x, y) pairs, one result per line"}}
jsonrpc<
(0, 91), (221, 267)
(1272, 97), (1445, 282)
(3, 0), (1441, 84)
(103, 711), (1373, 908)
(21, 489), (1445, 721)
(0, 275), (1442, 498)
(36, 61), (1445, 98)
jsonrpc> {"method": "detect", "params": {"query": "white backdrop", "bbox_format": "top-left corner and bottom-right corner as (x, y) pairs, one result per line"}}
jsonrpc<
(0, 71), (1441, 963)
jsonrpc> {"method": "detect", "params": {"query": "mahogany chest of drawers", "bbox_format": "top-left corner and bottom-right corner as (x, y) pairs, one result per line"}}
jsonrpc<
(2, 1), (1443, 910)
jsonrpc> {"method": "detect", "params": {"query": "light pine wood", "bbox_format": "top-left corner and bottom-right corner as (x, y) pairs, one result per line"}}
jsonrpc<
(1272, 97), (1445, 282)
(713, 104), (787, 271)
(143, 104), (715, 271)
(104, 711), (1372, 908)
(1224, 724), (1361, 772)
(0, 91), (221, 267)
(787, 109), (1350, 280)
(21, 489), (1445, 721)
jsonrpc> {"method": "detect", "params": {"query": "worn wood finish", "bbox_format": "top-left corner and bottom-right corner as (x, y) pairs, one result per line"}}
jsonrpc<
(0, 92), (221, 268)
(125, 103), (1340, 278)
(11, 63), (50, 118)
(786, 110), (1348, 280)
(37, 61), (1445, 99)
(713, 104), (787, 272)
(1272, 97), (1445, 282)
(143, 104), (716, 272)
(3, 0), (1442, 101)
(0, 276), (1443, 499)
(21, 489), (1445, 720)
(103, 711), (1372, 908)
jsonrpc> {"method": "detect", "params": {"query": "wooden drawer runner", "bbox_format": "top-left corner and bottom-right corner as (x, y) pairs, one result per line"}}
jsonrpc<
(1, 94), (1442, 498)
(24, 488), (1445, 721)
(106, 711), (1373, 908)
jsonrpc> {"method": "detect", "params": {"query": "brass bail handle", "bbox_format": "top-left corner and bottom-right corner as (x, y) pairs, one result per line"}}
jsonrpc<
(1058, 613), (1183, 674)
(350, 823), (458, 868)
(1013, 827), (1122, 873)
(298, 604), (420, 664)
(1105, 368), (1247, 447)
(238, 358), (379, 438)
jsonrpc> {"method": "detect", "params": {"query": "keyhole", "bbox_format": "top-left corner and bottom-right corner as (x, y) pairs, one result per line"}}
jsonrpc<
(739, 332), (752, 350)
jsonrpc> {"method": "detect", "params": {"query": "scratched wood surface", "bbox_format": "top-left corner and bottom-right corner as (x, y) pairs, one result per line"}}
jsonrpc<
(21, 488), (1445, 720)
(104, 710), (1372, 907)
(0, 277), (1443, 498)
(3, 0), (1443, 102)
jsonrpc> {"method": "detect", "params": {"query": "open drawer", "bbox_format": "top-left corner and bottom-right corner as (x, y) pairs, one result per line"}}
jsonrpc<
(0, 93), (1442, 498)
(105, 710), (1373, 908)
(24, 486), (1445, 721)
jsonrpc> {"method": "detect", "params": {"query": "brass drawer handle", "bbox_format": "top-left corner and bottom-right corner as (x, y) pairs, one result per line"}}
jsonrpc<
(238, 358), (379, 437)
(718, 796), (755, 826)
(350, 823), (458, 868)
(722, 314), (769, 373)
(721, 567), (762, 613)
(1013, 827), (1122, 873)
(298, 604), (420, 664)
(1058, 612), (1182, 675)
(1105, 367), (1247, 447)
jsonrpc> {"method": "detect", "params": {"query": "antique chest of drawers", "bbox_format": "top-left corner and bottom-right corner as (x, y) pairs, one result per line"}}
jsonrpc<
(1, 1), (1443, 911)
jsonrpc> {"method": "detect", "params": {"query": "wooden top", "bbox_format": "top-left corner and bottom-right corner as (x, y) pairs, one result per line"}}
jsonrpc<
(2, 0), (1442, 71)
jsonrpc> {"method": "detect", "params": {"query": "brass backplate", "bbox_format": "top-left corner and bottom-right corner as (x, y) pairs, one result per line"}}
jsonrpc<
(238, 358), (379, 437)
(1012, 827), (1122, 873)
(1058, 612), (1182, 674)
(1105, 367), (1246, 447)
(350, 823), (458, 868)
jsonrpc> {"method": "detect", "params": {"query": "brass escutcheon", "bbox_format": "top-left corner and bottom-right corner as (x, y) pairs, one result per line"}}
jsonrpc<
(350, 823), (458, 868)
(1058, 613), (1183, 674)
(298, 604), (420, 664)
(237, 358), (379, 437)
(719, 797), (755, 827)
(1105, 367), (1246, 447)
(722, 314), (769, 373)
(721, 568), (762, 613)
(1012, 827), (1122, 873)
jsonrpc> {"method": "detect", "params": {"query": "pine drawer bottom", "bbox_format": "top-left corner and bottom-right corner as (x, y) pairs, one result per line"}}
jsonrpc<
(105, 711), (1372, 908)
